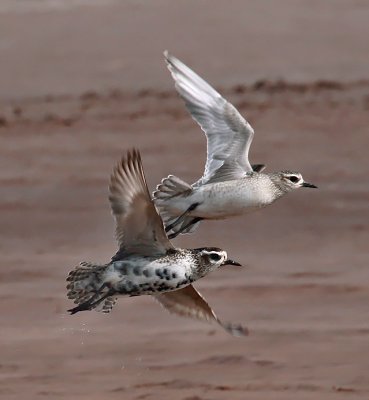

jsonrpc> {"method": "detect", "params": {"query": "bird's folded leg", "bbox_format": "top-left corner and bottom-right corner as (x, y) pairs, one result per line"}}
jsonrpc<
(168, 217), (203, 239)
(165, 203), (200, 235)
(87, 288), (116, 310)
(68, 283), (109, 314)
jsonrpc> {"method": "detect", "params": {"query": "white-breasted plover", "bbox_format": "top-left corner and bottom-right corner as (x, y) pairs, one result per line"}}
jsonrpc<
(153, 52), (317, 238)
(66, 150), (247, 336)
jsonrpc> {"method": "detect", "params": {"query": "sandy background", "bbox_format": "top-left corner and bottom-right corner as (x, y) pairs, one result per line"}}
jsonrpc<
(1, 1), (369, 399)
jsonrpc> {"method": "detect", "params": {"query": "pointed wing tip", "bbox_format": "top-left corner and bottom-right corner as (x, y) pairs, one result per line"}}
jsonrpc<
(163, 50), (175, 68)
(126, 147), (141, 163)
(163, 50), (172, 65)
(112, 148), (142, 174)
(223, 322), (249, 337)
(163, 51), (183, 72)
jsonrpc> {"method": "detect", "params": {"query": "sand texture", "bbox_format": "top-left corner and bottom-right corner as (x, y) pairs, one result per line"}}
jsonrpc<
(1, 1), (369, 399)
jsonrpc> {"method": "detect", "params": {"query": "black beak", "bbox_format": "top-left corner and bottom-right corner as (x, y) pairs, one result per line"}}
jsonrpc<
(222, 259), (242, 266)
(302, 182), (318, 189)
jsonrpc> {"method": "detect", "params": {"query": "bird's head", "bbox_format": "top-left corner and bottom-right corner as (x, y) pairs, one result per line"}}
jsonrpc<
(192, 247), (242, 276)
(273, 171), (317, 192)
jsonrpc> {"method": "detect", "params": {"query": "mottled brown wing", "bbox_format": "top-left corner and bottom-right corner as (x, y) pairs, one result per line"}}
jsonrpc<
(154, 285), (248, 337)
(109, 149), (174, 256)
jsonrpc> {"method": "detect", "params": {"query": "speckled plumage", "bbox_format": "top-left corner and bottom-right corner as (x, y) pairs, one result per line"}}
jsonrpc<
(67, 249), (219, 303)
(66, 150), (247, 337)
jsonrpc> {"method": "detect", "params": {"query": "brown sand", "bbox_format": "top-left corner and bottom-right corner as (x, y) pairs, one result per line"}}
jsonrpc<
(1, 2), (369, 399)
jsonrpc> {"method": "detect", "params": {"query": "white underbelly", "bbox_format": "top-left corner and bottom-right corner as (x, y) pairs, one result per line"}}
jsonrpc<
(194, 198), (262, 218)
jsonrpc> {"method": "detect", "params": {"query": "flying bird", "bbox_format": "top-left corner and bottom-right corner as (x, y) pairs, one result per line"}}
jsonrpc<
(66, 150), (247, 337)
(153, 52), (317, 238)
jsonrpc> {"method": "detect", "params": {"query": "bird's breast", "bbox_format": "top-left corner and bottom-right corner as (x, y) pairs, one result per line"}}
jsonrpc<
(108, 258), (195, 296)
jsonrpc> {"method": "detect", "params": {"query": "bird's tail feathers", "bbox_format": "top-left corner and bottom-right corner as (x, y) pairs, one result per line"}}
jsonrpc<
(153, 175), (192, 201)
(66, 262), (117, 314)
(153, 175), (201, 236)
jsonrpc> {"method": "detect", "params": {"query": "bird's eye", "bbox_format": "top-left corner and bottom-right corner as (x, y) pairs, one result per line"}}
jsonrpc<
(289, 176), (299, 183)
(209, 253), (222, 262)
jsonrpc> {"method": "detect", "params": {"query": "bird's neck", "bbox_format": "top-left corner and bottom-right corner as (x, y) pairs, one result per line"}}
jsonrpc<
(268, 174), (291, 198)
(191, 260), (217, 281)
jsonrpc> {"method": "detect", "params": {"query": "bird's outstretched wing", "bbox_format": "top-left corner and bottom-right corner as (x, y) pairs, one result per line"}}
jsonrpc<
(164, 51), (255, 186)
(154, 284), (248, 337)
(109, 149), (174, 256)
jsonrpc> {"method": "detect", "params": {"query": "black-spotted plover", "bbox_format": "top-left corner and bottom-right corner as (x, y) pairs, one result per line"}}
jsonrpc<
(153, 52), (317, 238)
(66, 150), (247, 337)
